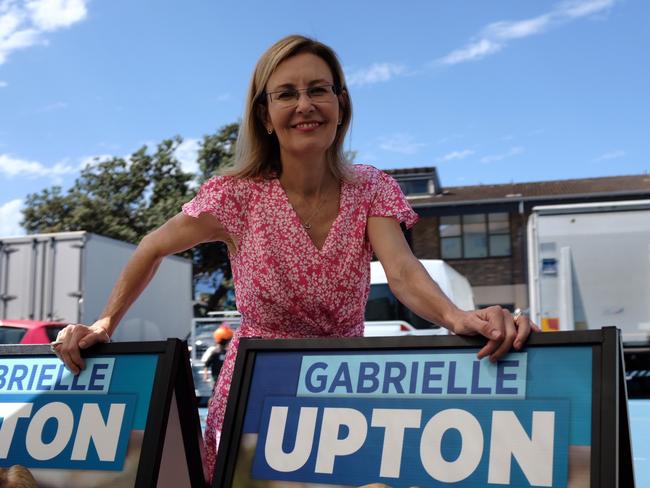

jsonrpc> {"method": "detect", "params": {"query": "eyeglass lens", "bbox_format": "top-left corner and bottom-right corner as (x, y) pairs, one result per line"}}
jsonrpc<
(269, 85), (336, 105)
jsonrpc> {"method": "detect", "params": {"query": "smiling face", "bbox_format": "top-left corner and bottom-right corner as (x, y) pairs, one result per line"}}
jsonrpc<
(262, 52), (342, 163)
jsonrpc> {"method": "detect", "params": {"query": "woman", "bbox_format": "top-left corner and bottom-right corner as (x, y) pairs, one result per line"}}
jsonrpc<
(53, 35), (536, 480)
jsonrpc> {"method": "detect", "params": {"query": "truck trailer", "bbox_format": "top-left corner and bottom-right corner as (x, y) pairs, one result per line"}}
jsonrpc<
(0, 231), (192, 342)
(527, 200), (650, 343)
(365, 259), (475, 335)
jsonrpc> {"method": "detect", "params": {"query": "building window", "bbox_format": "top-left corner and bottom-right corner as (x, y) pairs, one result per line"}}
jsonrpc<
(440, 213), (511, 259)
(439, 216), (462, 259)
(398, 179), (430, 195)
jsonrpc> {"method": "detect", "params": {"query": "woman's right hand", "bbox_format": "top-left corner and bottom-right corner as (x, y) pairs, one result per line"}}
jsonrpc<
(52, 319), (111, 375)
(50, 213), (226, 375)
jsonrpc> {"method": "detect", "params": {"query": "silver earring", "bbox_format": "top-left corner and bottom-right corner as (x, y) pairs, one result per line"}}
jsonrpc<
(267, 128), (273, 134)
(337, 119), (342, 126)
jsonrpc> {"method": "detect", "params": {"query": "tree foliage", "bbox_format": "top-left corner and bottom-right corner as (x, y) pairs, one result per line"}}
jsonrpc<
(197, 122), (239, 183)
(22, 124), (241, 313)
(23, 138), (194, 242)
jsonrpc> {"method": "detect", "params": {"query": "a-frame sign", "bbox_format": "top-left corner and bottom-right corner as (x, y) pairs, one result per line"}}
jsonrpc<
(214, 327), (634, 487)
(0, 339), (205, 487)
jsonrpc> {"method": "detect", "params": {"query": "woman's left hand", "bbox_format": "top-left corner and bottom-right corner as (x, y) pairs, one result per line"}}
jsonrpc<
(448, 306), (540, 362)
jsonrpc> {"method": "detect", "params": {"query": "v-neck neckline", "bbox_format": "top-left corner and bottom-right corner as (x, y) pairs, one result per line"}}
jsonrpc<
(275, 178), (345, 253)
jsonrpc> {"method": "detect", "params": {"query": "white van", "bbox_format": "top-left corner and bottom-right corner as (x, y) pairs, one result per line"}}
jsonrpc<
(364, 259), (475, 337)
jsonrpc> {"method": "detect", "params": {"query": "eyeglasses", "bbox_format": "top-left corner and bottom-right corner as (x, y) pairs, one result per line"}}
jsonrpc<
(263, 84), (340, 108)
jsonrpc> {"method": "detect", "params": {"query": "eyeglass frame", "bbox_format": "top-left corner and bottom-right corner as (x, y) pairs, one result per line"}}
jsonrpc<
(259, 84), (342, 106)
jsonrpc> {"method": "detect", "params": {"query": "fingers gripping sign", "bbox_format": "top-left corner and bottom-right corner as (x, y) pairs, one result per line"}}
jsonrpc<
(512, 309), (540, 347)
(487, 308), (518, 362)
(469, 306), (506, 361)
(51, 323), (111, 375)
(451, 306), (537, 362)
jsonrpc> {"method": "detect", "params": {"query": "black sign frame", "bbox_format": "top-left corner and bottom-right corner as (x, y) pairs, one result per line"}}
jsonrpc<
(0, 339), (205, 487)
(213, 327), (634, 488)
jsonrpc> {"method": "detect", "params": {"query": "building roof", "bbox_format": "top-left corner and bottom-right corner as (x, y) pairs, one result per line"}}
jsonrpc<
(385, 172), (650, 206)
(384, 166), (437, 176)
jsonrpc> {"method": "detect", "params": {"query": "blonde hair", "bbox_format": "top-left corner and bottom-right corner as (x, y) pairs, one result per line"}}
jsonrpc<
(223, 35), (353, 181)
(0, 465), (38, 488)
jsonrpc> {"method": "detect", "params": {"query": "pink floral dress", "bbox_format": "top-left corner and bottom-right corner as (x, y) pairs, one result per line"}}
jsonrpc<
(182, 164), (418, 479)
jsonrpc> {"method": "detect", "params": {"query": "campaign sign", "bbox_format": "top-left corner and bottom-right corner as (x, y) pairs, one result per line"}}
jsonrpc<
(214, 328), (633, 488)
(0, 339), (205, 488)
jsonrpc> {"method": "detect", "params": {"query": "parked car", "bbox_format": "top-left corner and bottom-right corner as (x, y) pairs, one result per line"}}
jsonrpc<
(0, 319), (66, 344)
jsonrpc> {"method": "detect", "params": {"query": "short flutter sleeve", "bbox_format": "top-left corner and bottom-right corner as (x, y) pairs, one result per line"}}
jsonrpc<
(368, 167), (419, 229)
(182, 175), (249, 239)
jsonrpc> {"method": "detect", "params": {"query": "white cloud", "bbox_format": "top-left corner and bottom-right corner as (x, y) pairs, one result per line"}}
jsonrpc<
(0, 153), (76, 179)
(216, 93), (230, 103)
(594, 149), (625, 161)
(0, 8), (25, 39)
(378, 133), (427, 155)
(0, 199), (25, 236)
(438, 0), (616, 65)
(0, 0), (88, 65)
(0, 80), (7, 87)
(437, 149), (475, 162)
(480, 146), (524, 164)
(0, 26), (43, 63)
(174, 138), (200, 174)
(439, 39), (502, 65)
(346, 63), (407, 87)
(484, 15), (553, 41)
(560, 0), (615, 18)
(26, 0), (87, 31)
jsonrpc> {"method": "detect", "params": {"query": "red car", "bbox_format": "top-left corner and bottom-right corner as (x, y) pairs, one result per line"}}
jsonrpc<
(0, 319), (67, 344)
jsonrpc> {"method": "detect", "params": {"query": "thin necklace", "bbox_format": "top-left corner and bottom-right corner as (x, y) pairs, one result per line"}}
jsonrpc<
(301, 191), (329, 230)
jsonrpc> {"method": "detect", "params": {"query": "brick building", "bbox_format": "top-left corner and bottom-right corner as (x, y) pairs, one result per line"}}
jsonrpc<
(386, 167), (650, 311)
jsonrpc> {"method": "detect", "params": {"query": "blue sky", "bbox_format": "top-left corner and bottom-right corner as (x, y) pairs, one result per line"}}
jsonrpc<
(1, 0), (648, 236)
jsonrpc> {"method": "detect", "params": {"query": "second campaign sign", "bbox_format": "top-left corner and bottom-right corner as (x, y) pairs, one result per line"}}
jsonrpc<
(219, 336), (594, 488)
(0, 340), (205, 487)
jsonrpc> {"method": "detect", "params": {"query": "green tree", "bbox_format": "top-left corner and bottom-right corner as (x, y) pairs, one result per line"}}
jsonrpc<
(197, 122), (239, 183)
(193, 122), (240, 310)
(23, 137), (193, 244)
(22, 186), (73, 233)
(21, 126), (241, 314)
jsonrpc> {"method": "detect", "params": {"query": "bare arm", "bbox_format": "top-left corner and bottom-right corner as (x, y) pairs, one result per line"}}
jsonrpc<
(56, 211), (230, 373)
(367, 217), (534, 361)
(96, 212), (231, 335)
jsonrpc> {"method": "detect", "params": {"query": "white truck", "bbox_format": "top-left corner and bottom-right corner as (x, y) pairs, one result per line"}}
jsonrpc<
(365, 259), (475, 336)
(527, 200), (650, 343)
(0, 231), (193, 342)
